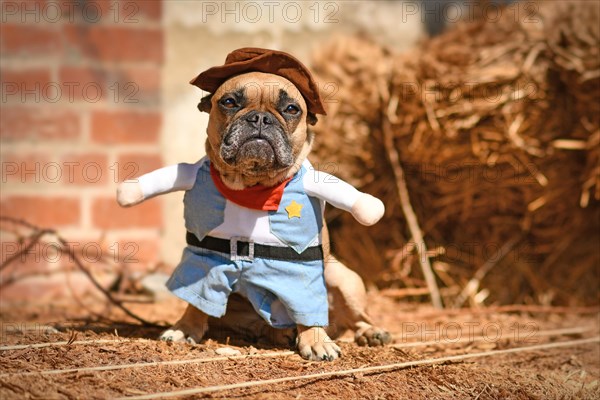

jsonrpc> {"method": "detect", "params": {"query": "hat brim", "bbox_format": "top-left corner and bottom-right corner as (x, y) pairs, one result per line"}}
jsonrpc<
(190, 48), (326, 115)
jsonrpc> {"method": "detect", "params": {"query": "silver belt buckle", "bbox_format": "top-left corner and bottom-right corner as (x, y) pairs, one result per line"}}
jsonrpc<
(230, 236), (254, 261)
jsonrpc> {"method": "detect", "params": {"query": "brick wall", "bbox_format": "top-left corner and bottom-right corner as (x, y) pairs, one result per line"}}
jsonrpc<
(0, 0), (165, 302)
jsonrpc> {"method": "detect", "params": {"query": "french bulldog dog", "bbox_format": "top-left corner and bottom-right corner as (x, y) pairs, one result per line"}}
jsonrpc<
(117, 48), (391, 361)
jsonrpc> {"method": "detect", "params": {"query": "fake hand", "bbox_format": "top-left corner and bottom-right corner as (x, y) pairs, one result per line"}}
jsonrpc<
(117, 180), (144, 207)
(351, 193), (385, 226)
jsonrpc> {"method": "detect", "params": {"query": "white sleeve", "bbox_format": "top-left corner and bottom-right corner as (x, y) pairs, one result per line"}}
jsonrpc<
(137, 160), (202, 199)
(303, 162), (361, 212)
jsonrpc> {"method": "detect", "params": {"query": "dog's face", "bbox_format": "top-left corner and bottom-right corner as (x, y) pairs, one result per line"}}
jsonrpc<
(201, 72), (316, 188)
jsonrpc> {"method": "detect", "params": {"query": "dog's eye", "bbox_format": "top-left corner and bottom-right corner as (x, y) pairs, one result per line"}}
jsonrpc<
(221, 98), (237, 109)
(284, 104), (300, 115)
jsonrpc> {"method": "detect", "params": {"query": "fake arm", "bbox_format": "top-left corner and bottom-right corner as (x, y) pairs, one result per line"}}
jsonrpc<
(116, 162), (201, 207)
(304, 169), (385, 226)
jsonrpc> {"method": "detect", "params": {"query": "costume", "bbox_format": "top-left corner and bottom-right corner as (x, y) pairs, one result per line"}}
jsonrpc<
(136, 157), (361, 328)
(117, 48), (385, 334)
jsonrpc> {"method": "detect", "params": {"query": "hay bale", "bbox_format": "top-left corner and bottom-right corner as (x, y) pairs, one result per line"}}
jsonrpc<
(311, 2), (599, 306)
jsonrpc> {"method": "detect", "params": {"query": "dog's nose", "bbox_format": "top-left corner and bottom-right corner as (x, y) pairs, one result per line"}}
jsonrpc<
(246, 111), (273, 128)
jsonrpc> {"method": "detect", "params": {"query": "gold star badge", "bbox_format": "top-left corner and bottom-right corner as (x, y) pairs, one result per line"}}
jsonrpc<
(285, 200), (303, 219)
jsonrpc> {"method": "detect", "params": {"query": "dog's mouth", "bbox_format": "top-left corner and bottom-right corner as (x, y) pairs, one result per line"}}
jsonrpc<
(235, 136), (276, 171)
(220, 124), (293, 173)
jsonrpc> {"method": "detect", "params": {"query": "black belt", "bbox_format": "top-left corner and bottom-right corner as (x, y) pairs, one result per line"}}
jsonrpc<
(186, 232), (324, 262)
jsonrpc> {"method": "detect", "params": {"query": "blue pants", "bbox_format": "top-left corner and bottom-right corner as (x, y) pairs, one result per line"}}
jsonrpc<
(166, 246), (329, 328)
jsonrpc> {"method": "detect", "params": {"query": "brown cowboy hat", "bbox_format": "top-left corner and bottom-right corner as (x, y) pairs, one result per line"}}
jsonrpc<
(190, 47), (326, 115)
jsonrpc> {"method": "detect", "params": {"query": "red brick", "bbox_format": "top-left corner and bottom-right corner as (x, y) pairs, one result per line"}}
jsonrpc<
(95, 0), (162, 22)
(0, 275), (71, 303)
(0, 237), (56, 279)
(0, 24), (62, 56)
(48, 236), (122, 271)
(107, 66), (160, 105)
(0, 196), (81, 227)
(91, 109), (160, 144)
(0, 256), (50, 284)
(0, 106), (80, 141)
(1, 69), (53, 103)
(1, 68), (51, 84)
(63, 25), (163, 64)
(0, 272), (114, 304)
(92, 197), (162, 229)
(57, 0), (105, 22)
(130, 0), (162, 22)
(57, 1), (161, 24)
(116, 152), (162, 181)
(60, 153), (109, 185)
(59, 66), (108, 102)
(56, 238), (118, 274)
(1, 1), (53, 23)
(1, 152), (52, 184)
(0, 233), (68, 299)
(109, 237), (160, 269)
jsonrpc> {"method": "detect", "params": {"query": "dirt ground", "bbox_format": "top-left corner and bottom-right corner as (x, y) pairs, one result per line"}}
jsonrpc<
(1, 294), (599, 400)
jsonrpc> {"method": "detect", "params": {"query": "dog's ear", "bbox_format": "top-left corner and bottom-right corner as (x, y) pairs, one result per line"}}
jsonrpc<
(307, 112), (318, 126)
(198, 94), (213, 113)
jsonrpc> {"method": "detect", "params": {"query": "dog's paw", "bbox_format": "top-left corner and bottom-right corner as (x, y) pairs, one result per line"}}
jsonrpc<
(355, 325), (392, 346)
(297, 327), (341, 361)
(159, 328), (186, 342)
(159, 325), (207, 344)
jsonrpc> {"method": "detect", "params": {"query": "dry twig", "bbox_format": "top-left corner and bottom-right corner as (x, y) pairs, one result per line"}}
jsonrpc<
(0, 217), (162, 327)
(382, 119), (443, 309)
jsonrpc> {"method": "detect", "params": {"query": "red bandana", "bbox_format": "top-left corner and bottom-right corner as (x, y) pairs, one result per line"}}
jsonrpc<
(210, 165), (292, 211)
